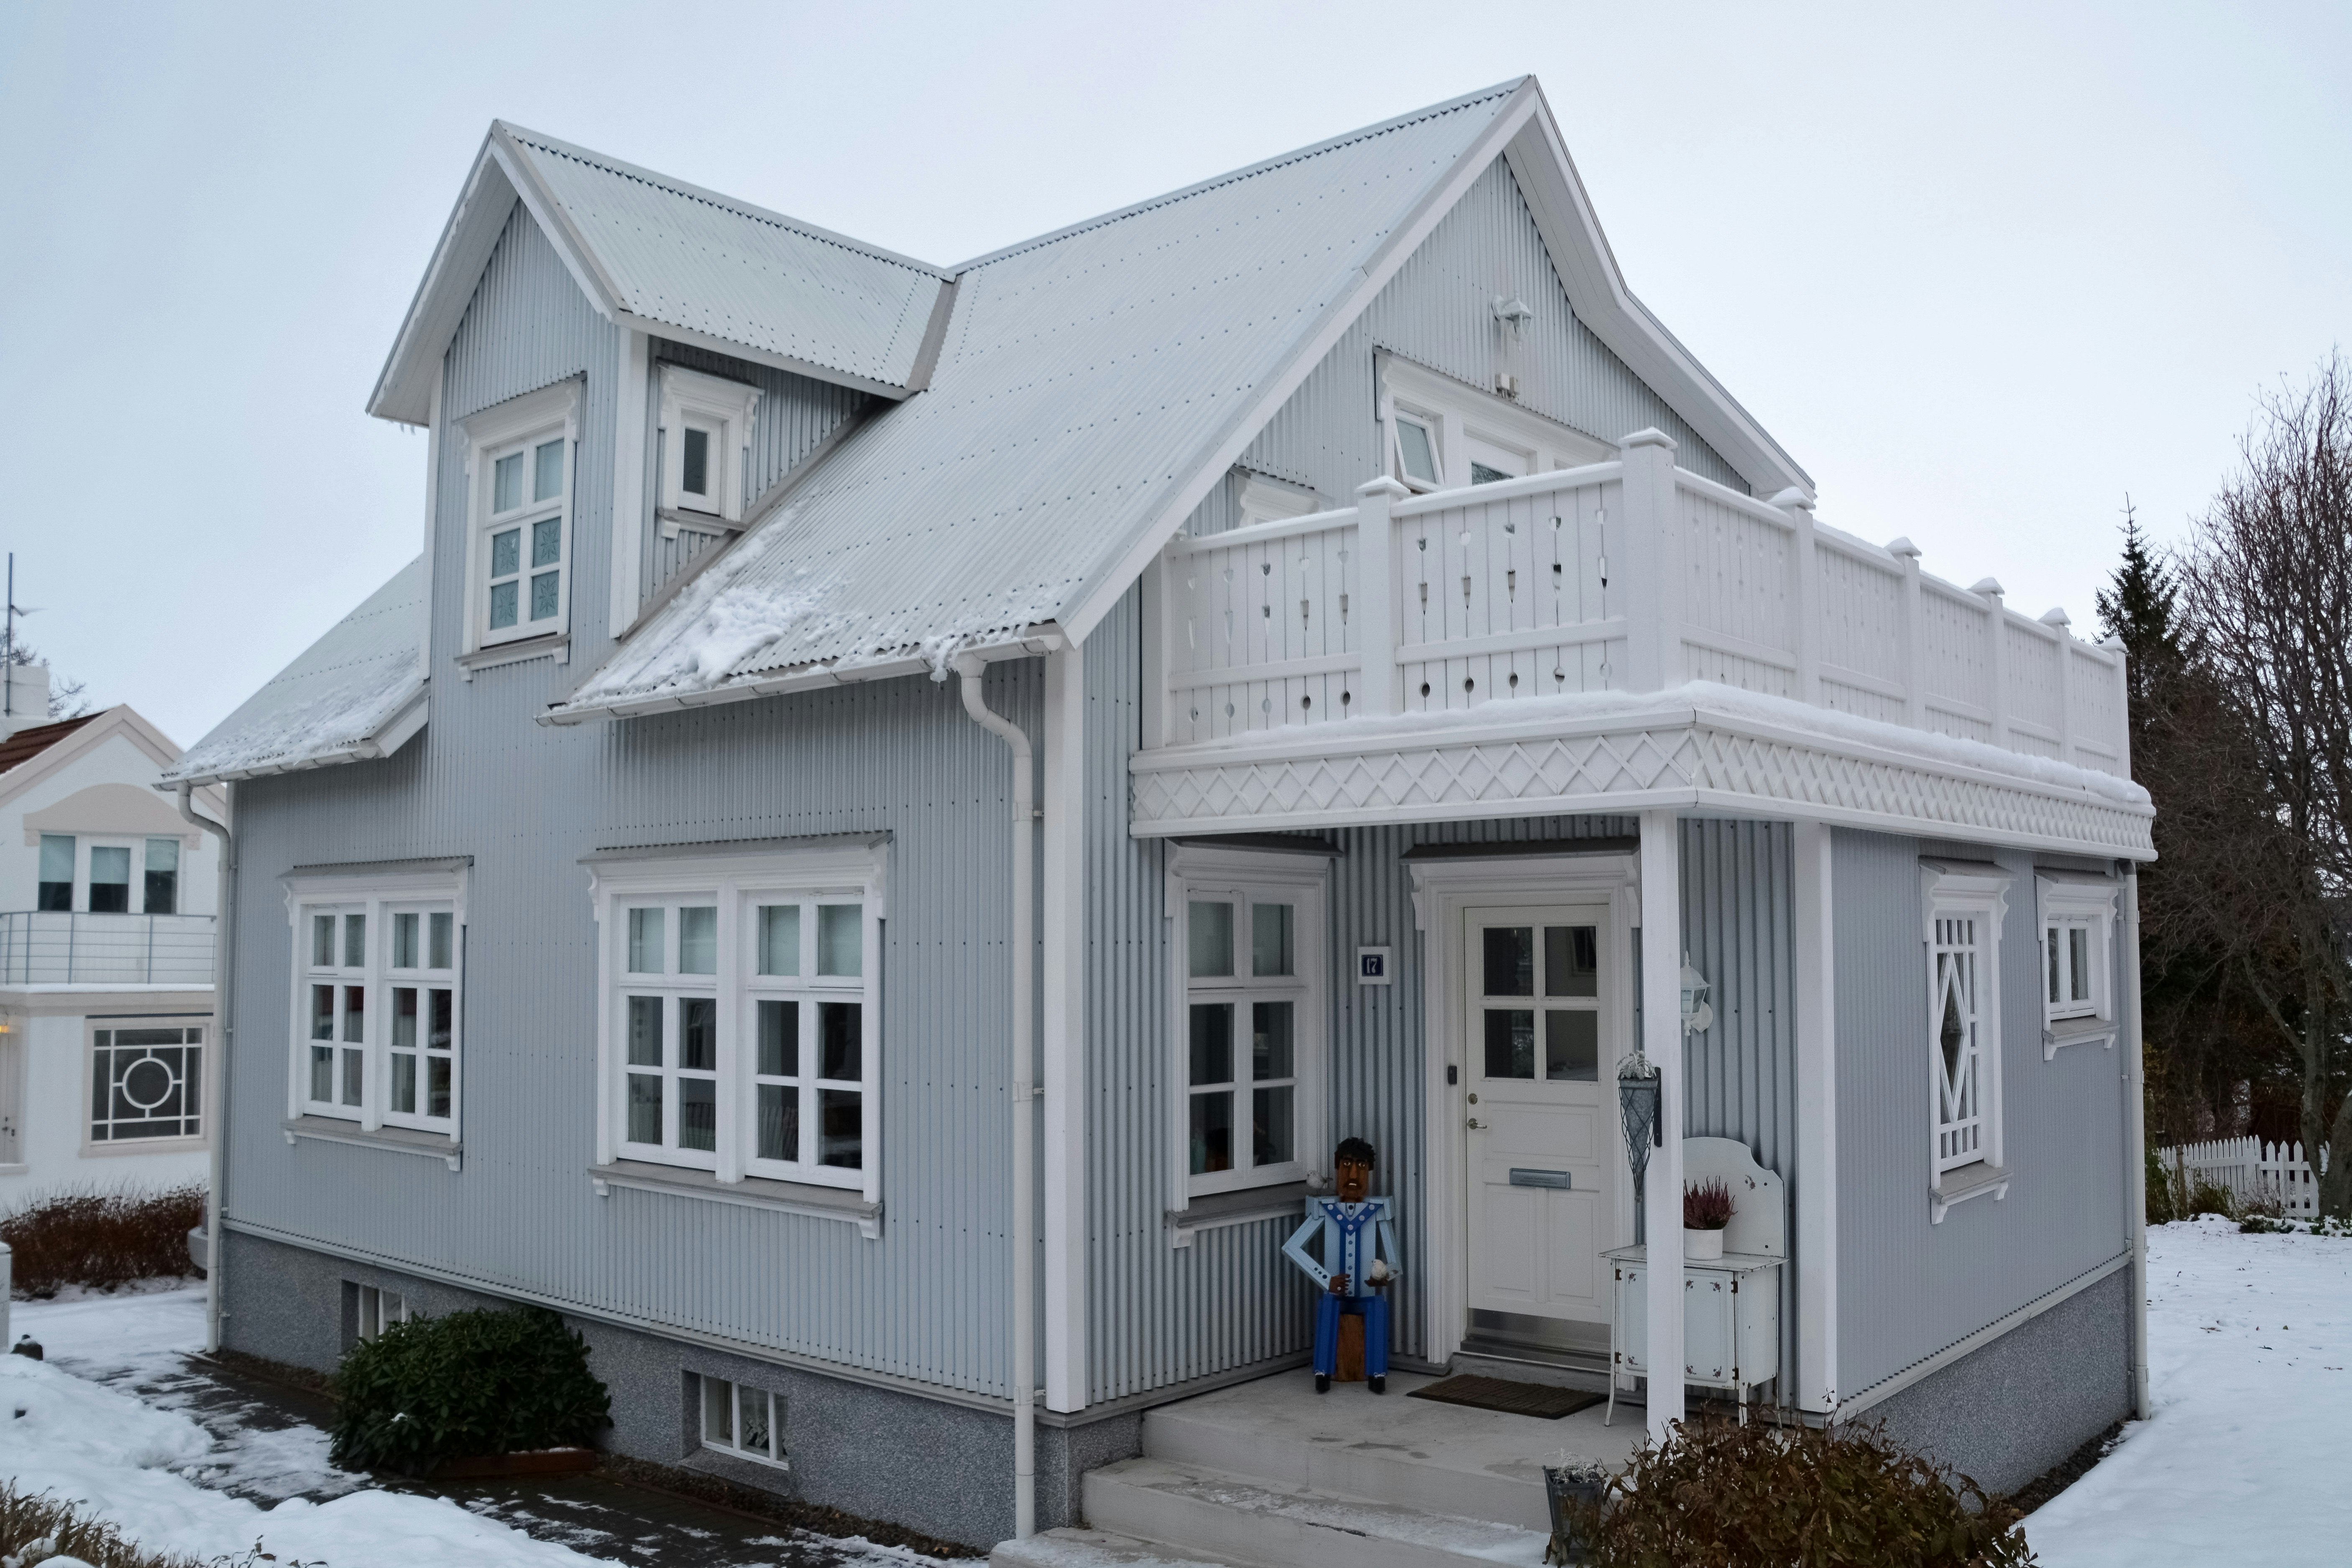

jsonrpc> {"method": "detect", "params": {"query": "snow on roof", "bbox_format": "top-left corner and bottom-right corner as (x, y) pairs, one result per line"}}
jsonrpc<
(550, 82), (1524, 718)
(500, 125), (951, 392)
(164, 558), (426, 786)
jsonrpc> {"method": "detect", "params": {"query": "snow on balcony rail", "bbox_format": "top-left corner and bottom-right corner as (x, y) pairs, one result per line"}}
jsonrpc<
(0, 912), (217, 988)
(1148, 434), (2130, 775)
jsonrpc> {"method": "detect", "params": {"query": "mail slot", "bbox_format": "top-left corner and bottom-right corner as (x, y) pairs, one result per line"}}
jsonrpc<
(1508, 1168), (1572, 1189)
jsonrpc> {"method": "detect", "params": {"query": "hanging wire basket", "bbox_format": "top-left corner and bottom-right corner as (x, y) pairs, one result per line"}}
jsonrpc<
(1617, 1051), (1661, 1243)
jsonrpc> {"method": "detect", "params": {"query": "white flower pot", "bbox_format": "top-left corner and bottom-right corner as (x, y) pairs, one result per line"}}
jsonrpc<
(1683, 1226), (1724, 1261)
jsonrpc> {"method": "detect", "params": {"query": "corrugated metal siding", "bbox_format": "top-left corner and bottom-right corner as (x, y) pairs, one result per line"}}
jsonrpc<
(1237, 158), (1745, 509)
(1832, 830), (2130, 1400)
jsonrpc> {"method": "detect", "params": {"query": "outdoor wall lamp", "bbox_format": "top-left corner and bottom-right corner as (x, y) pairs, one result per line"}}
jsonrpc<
(1680, 952), (1714, 1036)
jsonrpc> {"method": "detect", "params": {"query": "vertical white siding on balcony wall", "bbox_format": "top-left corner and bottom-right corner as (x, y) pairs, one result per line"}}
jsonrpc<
(1237, 157), (1745, 512)
(1831, 829), (2131, 1403)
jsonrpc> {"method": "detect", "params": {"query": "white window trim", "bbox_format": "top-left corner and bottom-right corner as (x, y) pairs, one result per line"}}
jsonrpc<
(83, 1015), (209, 1156)
(589, 843), (886, 1207)
(1920, 859), (2009, 1222)
(1165, 845), (1330, 1207)
(1377, 354), (1614, 494)
(283, 867), (468, 1143)
(460, 381), (580, 655)
(699, 1374), (789, 1470)
(657, 365), (762, 527)
(1235, 473), (1324, 529)
(2038, 873), (2121, 1057)
(35, 834), (199, 915)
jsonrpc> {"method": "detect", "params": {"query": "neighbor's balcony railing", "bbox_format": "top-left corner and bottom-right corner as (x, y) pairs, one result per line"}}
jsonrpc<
(0, 911), (217, 987)
(1146, 432), (2130, 775)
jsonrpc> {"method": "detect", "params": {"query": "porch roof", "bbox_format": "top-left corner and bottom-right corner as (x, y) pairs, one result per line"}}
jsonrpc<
(1128, 680), (2155, 860)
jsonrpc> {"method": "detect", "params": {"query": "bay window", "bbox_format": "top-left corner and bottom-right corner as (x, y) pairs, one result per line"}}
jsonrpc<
(287, 866), (466, 1141)
(593, 842), (885, 1201)
(1168, 845), (1329, 1202)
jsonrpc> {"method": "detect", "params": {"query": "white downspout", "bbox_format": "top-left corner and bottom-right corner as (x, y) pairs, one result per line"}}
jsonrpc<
(2122, 866), (2151, 1419)
(179, 781), (234, 1355)
(956, 656), (1035, 1540)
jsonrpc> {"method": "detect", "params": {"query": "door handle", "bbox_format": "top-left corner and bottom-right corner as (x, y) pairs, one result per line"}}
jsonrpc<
(1467, 1117), (1483, 1130)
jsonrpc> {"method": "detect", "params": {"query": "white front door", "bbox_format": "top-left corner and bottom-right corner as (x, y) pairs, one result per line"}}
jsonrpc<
(1462, 904), (1618, 1333)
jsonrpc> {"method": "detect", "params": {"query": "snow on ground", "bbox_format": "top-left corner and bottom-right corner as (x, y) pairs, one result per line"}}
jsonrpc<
(2026, 1217), (2352, 1568)
(4, 1287), (946, 1566)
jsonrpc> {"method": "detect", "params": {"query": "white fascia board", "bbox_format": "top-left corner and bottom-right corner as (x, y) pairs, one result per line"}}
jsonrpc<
(1498, 96), (1811, 499)
(367, 136), (522, 427)
(606, 307), (918, 402)
(169, 688), (428, 787)
(1056, 79), (1546, 650)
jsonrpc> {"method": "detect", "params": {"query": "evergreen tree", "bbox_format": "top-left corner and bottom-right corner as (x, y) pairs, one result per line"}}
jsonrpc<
(2096, 499), (2184, 770)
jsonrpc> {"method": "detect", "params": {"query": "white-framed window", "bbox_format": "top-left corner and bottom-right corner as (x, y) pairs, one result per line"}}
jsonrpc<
(88, 1019), (206, 1148)
(700, 1374), (787, 1468)
(286, 867), (467, 1138)
(657, 365), (762, 523)
(592, 843), (885, 1199)
(351, 1283), (409, 1343)
(1379, 354), (1613, 493)
(461, 382), (578, 651)
(36, 834), (191, 914)
(1920, 860), (2009, 1194)
(1167, 846), (1329, 1201)
(2039, 874), (2121, 1055)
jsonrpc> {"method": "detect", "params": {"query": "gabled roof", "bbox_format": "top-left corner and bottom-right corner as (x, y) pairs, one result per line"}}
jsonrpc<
(0, 714), (99, 777)
(163, 557), (428, 786)
(548, 77), (1810, 721)
(0, 703), (226, 820)
(370, 124), (954, 425)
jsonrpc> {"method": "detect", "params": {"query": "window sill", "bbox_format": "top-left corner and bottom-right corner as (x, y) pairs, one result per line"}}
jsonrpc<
(1167, 1180), (1317, 1247)
(1930, 1162), (2009, 1223)
(2043, 1016), (2117, 1059)
(589, 1160), (881, 1239)
(81, 1136), (207, 1159)
(457, 633), (569, 680)
(284, 1116), (461, 1171)
(656, 507), (743, 541)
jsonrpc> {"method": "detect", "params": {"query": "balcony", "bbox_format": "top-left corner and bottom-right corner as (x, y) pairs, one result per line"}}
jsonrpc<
(1133, 430), (2145, 855)
(0, 911), (217, 988)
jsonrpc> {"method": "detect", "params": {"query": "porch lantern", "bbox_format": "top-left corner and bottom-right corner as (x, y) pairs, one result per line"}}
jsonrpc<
(1679, 952), (1714, 1036)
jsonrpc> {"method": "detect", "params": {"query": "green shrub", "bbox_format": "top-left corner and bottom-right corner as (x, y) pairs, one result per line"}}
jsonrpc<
(330, 1306), (611, 1474)
(2184, 1174), (2237, 1220)
(2, 1184), (207, 1296)
(1563, 1417), (2035, 1568)
(2144, 1145), (2178, 1225)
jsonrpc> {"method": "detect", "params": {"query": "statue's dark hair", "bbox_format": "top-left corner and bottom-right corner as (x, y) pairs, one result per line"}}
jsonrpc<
(1335, 1136), (1377, 1169)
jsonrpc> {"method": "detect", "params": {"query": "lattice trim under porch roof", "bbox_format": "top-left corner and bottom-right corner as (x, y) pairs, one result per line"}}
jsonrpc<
(1128, 681), (2154, 859)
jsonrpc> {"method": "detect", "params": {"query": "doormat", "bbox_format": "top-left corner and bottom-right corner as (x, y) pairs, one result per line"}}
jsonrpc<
(1407, 1375), (1604, 1419)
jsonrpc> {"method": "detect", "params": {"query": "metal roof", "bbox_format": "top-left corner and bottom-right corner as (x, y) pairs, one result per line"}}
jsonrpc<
(500, 125), (951, 392)
(164, 557), (427, 785)
(552, 82), (1528, 719)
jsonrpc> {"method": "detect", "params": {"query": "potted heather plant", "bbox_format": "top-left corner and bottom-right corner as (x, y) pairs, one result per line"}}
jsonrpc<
(1683, 1177), (1733, 1261)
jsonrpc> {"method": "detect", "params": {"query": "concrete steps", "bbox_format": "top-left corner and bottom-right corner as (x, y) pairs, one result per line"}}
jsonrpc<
(991, 1526), (1249, 1568)
(1079, 1456), (1550, 1568)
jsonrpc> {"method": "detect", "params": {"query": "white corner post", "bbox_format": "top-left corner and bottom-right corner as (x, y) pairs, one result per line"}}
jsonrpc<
(1618, 430), (1682, 693)
(956, 658), (1037, 1539)
(1774, 489), (1821, 706)
(1352, 477), (1405, 716)
(2122, 867), (2152, 1420)
(1791, 820), (1838, 1413)
(1638, 808), (1685, 1441)
(1041, 645), (1087, 1415)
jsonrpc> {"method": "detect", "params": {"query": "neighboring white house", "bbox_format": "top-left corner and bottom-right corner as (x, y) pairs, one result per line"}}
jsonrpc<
(0, 667), (220, 1204)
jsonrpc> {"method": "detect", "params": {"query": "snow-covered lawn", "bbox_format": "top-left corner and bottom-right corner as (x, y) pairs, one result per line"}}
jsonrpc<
(1, 1287), (946, 1566)
(2026, 1217), (2352, 1568)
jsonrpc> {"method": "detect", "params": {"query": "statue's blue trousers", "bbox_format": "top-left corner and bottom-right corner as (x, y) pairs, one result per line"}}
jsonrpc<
(1312, 1292), (1389, 1377)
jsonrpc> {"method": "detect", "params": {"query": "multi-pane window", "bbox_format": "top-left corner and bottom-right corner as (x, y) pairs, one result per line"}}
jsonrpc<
(1922, 862), (2007, 1184)
(1175, 852), (1327, 1200)
(2037, 875), (2120, 1050)
(481, 431), (568, 640)
(700, 1375), (787, 1468)
(34, 835), (186, 914)
(89, 1022), (204, 1144)
(597, 850), (884, 1197)
(1475, 923), (1600, 1082)
(2045, 921), (2094, 1019)
(293, 887), (462, 1135)
(348, 1282), (409, 1343)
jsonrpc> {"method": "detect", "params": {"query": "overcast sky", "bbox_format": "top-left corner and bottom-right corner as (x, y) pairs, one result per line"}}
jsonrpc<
(1, 1), (2344, 744)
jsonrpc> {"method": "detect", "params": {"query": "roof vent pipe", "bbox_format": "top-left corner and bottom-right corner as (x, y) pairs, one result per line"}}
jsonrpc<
(954, 655), (1036, 1540)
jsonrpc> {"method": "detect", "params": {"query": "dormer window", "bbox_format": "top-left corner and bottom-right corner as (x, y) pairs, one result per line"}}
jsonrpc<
(1380, 354), (1612, 493)
(657, 366), (762, 524)
(460, 381), (579, 659)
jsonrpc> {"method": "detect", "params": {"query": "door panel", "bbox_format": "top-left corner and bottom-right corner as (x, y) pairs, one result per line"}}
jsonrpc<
(1464, 904), (1617, 1328)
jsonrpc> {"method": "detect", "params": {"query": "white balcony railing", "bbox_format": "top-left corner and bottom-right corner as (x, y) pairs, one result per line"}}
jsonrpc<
(0, 911), (217, 987)
(1146, 431), (2129, 775)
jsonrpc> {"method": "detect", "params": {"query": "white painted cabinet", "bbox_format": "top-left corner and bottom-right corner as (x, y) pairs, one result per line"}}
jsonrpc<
(1603, 1246), (1781, 1422)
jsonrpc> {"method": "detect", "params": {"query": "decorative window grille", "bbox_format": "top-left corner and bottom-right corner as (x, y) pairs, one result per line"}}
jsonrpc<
(89, 1023), (205, 1143)
(1920, 860), (2009, 1189)
(1930, 916), (1984, 1174)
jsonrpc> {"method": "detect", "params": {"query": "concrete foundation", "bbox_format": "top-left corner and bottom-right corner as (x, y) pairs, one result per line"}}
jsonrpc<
(219, 1229), (1140, 1548)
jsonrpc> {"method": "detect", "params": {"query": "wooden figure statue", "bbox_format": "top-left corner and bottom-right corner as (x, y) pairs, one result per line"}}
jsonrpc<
(1281, 1136), (1401, 1393)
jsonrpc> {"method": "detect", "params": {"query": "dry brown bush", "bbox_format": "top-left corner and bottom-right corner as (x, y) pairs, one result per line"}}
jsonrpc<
(2, 1183), (206, 1296)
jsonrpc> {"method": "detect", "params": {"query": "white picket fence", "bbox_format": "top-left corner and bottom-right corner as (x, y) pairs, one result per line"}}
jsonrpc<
(2162, 1136), (2326, 1219)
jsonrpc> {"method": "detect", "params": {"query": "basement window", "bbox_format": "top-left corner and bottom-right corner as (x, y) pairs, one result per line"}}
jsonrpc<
(701, 1376), (787, 1468)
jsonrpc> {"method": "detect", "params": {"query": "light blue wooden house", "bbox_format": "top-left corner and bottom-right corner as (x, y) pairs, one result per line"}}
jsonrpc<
(167, 78), (2155, 1560)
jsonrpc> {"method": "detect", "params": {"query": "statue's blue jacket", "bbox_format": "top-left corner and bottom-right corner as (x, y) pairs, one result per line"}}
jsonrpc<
(1281, 1195), (1399, 1298)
